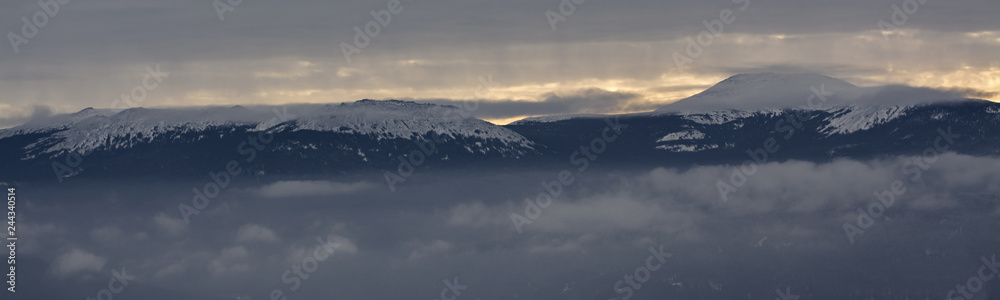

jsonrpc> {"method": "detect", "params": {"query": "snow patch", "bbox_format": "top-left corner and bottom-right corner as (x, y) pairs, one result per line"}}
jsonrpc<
(820, 105), (910, 136)
(655, 144), (719, 152)
(675, 109), (782, 125)
(655, 130), (706, 142)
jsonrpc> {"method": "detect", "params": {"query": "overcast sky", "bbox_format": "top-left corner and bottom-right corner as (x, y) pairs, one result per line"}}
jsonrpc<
(1, 0), (997, 125)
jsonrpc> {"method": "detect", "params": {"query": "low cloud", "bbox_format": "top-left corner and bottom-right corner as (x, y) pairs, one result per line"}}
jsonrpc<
(209, 246), (251, 276)
(527, 235), (594, 253)
(924, 87), (998, 100)
(446, 153), (1000, 236)
(220, 246), (250, 261)
(286, 234), (359, 265)
(12, 152), (1000, 298)
(90, 226), (123, 242)
(51, 249), (106, 277)
(447, 202), (507, 227)
(837, 85), (978, 106)
(0, 104), (54, 129)
(636, 153), (1000, 214)
(235, 224), (280, 243)
(154, 213), (187, 236)
(407, 240), (454, 260)
(418, 88), (655, 119)
(258, 180), (373, 198)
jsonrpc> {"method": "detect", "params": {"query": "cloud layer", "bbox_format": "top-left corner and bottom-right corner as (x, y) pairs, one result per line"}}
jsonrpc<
(11, 153), (1000, 298)
(257, 180), (373, 198)
(1, 0), (997, 126)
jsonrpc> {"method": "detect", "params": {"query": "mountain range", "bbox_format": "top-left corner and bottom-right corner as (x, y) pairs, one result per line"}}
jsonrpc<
(2, 73), (998, 182)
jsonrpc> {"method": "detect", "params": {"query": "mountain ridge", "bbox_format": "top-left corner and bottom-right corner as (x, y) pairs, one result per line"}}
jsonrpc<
(2, 75), (998, 182)
(0, 100), (535, 156)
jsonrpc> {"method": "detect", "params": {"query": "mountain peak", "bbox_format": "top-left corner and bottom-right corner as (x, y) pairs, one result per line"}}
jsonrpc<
(657, 72), (979, 112)
(659, 72), (858, 112)
(713, 72), (855, 91)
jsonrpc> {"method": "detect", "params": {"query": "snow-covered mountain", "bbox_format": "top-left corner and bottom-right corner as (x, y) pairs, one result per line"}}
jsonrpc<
(657, 72), (974, 113)
(1, 100), (533, 156)
(509, 99), (999, 165)
(657, 104), (912, 137)
(0, 100), (539, 181)
(508, 73), (998, 166)
(658, 73), (859, 112)
(2, 74), (998, 182)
